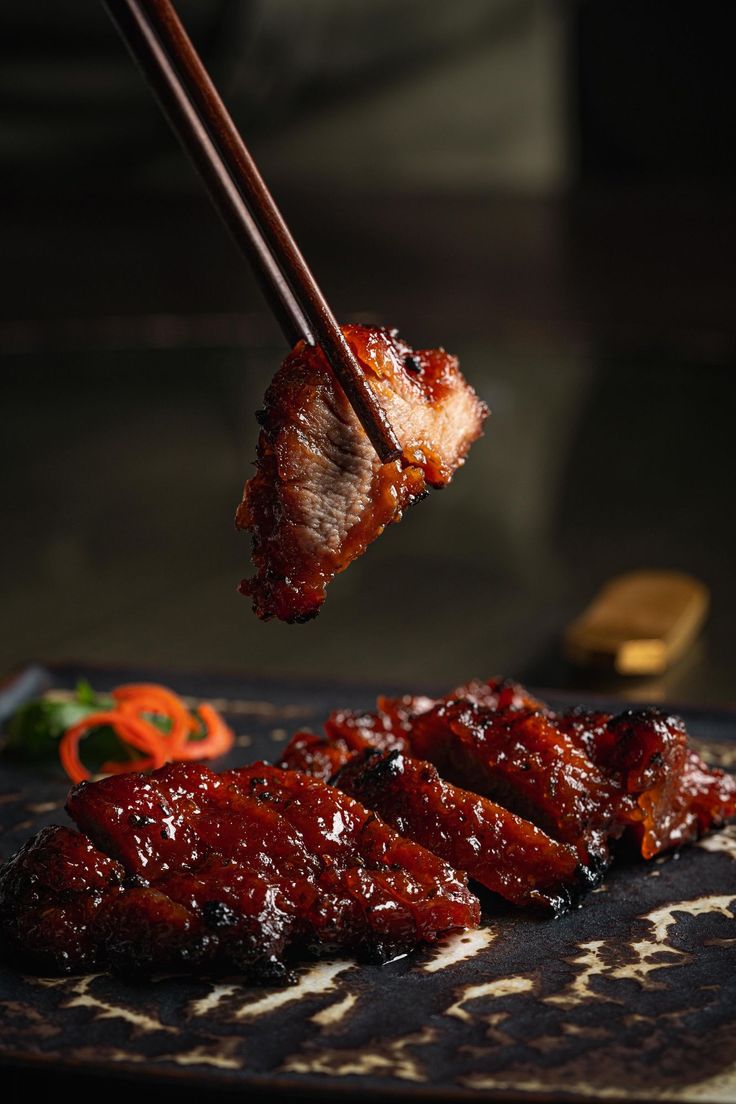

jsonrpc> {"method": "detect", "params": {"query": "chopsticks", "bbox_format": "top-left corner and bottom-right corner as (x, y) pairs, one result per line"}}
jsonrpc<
(102, 0), (402, 464)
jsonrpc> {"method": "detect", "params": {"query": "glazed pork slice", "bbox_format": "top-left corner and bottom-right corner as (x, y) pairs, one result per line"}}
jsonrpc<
(226, 764), (480, 952)
(0, 826), (127, 974)
(321, 680), (736, 861)
(67, 761), (478, 965)
(0, 825), (286, 976)
(320, 676), (547, 755)
(555, 707), (736, 857)
(342, 699), (613, 865)
(333, 749), (595, 914)
(279, 728), (355, 782)
(236, 323), (487, 622)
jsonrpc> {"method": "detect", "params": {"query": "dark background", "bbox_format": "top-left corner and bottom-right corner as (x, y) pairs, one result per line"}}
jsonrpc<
(2, 0), (735, 706)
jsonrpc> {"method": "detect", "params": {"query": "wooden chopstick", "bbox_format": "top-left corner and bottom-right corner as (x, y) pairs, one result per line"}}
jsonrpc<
(102, 0), (403, 464)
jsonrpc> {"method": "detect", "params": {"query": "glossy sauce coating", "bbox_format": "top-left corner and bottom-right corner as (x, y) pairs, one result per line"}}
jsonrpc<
(0, 761), (478, 976)
(287, 677), (736, 869)
(334, 750), (591, 913)
(236, 325), (487, 622)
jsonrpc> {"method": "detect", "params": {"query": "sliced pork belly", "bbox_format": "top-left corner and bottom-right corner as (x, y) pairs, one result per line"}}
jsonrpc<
(278, 728), (353, 782)
(0, 825), (280, 976)
(66, 761), (478, 967)
(322, 677), (546, 755)
(319, 680), (736, 862)
(236, 324), (487, 622)
(384, 700), (612, 864)
(556, 707), (736, 857)
(334, 749), (594, 914)
(678, 749), (736, 840)
(227, 764), (480, 951)
(0, 826), (126, 974)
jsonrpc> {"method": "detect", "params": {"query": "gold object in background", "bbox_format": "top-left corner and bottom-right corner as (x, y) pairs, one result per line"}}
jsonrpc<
(565, 570), (709, 676)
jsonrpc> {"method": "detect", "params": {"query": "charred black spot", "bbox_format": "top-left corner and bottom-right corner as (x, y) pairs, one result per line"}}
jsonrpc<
(202, 900), (238, 929)
(122, 873), (150, 890)
(403, 354), (423, 374)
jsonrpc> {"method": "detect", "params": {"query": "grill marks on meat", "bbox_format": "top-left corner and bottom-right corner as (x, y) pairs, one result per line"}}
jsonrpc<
(236, 325), (487, 622)
(0, 762), (477, 976)
(281, 678), (736, 909)
(0, 826), (126, 974)
(0, 825), (230, 976)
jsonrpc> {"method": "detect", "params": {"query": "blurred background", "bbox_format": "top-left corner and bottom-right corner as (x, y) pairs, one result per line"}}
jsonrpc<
(2, 0), (735, 704)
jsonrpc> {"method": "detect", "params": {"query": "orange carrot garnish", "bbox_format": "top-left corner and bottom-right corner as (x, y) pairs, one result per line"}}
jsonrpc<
(177, 703), (234, 761)
(112, 683), (193, 756)
(57, 683), (234, 784)
(60, 711), (168, 785)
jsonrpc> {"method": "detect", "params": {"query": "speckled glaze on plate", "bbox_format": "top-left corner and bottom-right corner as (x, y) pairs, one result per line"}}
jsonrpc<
(1, 663), (735, 1103)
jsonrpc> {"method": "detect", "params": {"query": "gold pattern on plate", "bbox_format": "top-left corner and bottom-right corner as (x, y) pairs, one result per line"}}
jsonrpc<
(419, 925), (497, 973)
(26, 801), (61, 814)
(697, 824), (736, 861)
(188, 960), (354, 1022)
(446, 974), (535, 1022)
(281, 1026), (437, 1083)
(310, 991), (358, 1029)
(33, 974), (177, 1035)
(546, 895), (735, 1008)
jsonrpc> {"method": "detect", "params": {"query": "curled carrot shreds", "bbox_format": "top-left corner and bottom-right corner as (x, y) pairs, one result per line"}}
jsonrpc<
(60, 711), (168, 785)
(58, 683), (235, 784)
(112, 683), (193, 756)
(177, 704), (235, 761)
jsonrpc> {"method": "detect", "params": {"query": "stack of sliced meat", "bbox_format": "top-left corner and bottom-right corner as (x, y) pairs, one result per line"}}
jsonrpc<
(280, 678), (736, 912)
(0, 763), (478, 977)
(2, 678), (733, 979)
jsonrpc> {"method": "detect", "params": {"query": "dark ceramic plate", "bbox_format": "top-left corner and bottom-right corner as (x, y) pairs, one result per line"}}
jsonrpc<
(1, 663), (735, 1103)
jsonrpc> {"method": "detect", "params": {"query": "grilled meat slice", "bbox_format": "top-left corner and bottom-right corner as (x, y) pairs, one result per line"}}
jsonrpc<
(446, 676), (547, 714)
(321, 677), (546, 756)
(556, 707), (736, 856)
(319, 681), (736, 861)
(66, 761), (477, 967)
(334, 750), (594, 913)
(227, 764), (480, 952)
(386, 700), (613, 863)
(278, 729), (353, 782)
(236, 324), (487, 622)
(678, 749), (736, 838)
(0, 826), (125, 973)
(0, 826), (233, 976)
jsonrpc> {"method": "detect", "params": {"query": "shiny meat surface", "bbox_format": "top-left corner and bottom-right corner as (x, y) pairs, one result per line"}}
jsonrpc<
(236, 325), (487, 621)
(285, 678), (736, 868)
(0, 762), (478, 976)
(408, 700), (615, 863)
(0, 825), (246, 976)
(334, 749), (593, 913)
(227, 764), (480, 950)
(278, 729), (352, 782)
(556, 707), (736, 857)
(0, 826), (126, 974)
